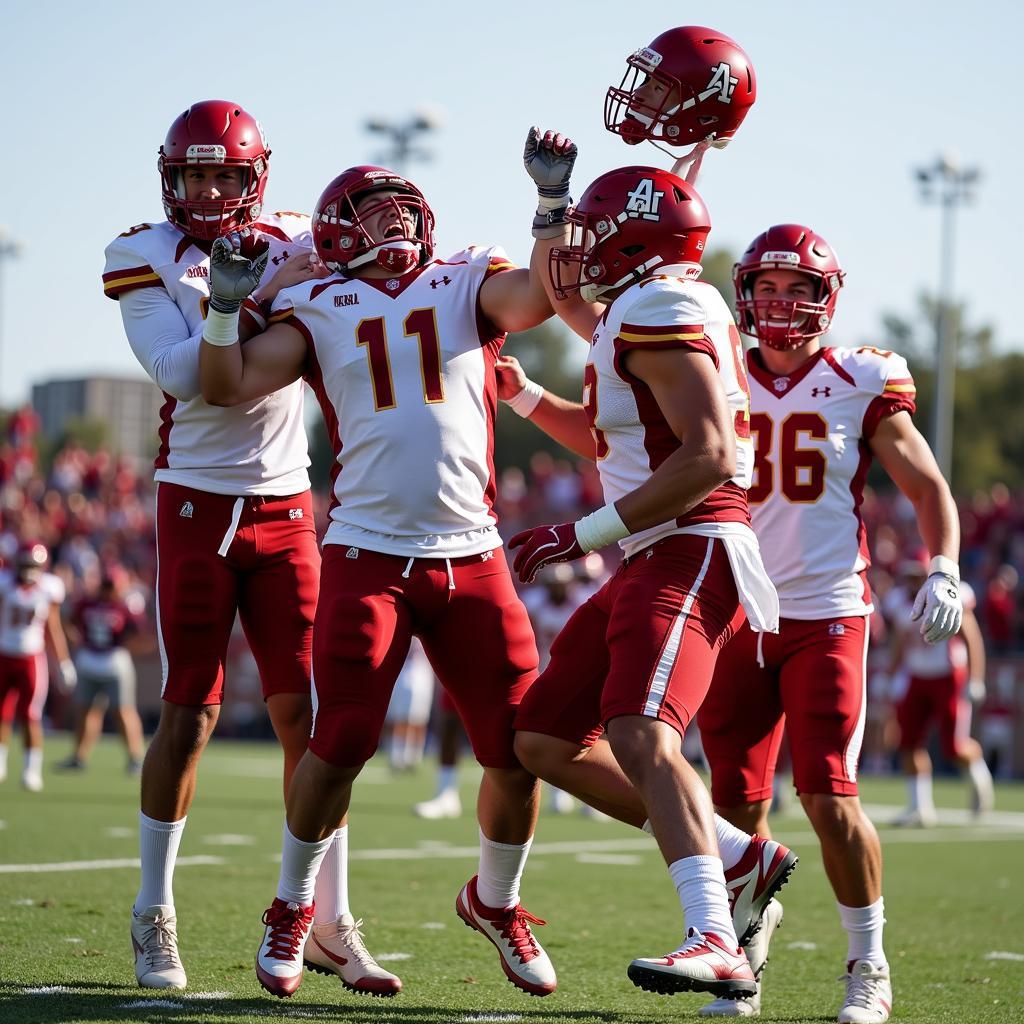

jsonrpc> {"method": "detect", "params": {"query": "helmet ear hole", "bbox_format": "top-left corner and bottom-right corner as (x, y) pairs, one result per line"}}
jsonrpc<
(620, 244), (645, 258)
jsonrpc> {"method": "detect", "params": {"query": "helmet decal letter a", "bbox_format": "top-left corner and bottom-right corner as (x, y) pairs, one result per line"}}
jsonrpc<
(624, 178), (664, 221)
(701, 62), (738, 104)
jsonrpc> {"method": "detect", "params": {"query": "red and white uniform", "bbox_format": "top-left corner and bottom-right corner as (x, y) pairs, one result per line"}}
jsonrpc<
(700, 345), (917, 801)
(0, 569), (64, 724)
(893, 583), (976, 758)
(517, 277), (774, 745)
(102, 214), (319, 706)
(72, 596), (139, 687)
(271, 248), (537, 768)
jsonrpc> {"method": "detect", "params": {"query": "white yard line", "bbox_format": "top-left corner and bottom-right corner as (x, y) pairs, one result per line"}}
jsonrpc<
(0, 854), (224, 874)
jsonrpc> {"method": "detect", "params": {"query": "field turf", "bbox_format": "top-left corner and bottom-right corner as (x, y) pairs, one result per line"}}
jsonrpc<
(1, 738), (1022, 1023)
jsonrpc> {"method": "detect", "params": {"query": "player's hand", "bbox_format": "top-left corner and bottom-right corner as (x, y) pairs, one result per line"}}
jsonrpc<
(59, 658), (77, 692)
(495, 355), (530, 402)
(910, 572), (963, 643)
(508, 522), (585, 584)
(253, 248), (330, 307)
(967, 677), (987, 704)
(209, 230), (270, 313)
(524, 126), (577, 207)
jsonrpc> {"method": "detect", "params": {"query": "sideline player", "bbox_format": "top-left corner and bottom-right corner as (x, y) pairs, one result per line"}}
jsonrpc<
(199, 152), (568, 998)
(695, 225), (964, 1021)
(0, 543), (75, 791)
(505, 162), (786, 1000)
(103, 100), (396, 995)
(59, 572), (145, 774)
(888, 559), (992, 825)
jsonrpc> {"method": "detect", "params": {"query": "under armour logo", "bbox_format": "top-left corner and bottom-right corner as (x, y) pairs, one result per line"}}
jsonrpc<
(345, 547), (360, 559)
(700, 62), (738, 104)
(430, 276), (452, 289)
(828, 623), (846, 636)
(480, 550), (494, 561)
(624, 178), (664, 221)
(773, 377), (790, 393)
(811, 386), (832, 398)
(288, 508), (304, 520)
(179, 501), (194, 518)
(271, 249), (290, 266)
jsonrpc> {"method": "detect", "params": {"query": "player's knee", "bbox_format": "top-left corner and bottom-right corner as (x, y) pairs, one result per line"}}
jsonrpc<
(309, 705), (383, 767)
(801, 792), (863, 839)
(513, 731), (561, 781)
(155, 703), (218, 760)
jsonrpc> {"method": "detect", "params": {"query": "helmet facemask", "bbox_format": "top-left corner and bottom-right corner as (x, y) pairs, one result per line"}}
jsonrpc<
(735, 265), (843, 351)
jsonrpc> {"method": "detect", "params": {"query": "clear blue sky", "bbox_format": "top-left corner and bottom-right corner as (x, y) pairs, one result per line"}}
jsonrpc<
(0, 1), (1020, 404)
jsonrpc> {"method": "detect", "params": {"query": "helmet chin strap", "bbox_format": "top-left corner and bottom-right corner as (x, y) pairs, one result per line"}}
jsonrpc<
(347, 240), (421, 273)
(669, 140), (711, 185)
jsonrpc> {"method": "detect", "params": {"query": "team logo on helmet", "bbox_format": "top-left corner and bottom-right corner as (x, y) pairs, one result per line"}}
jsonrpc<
(702, 62), (738, 104)
(624, 178), (665, 221)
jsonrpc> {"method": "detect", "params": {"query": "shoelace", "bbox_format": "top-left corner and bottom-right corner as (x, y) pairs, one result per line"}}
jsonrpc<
(335, 918), (376, 968)
(262, 902), (312, 961)
(840, 966), (888, 1009)
(140, 915), (182, 970)
(666, 929), (713, 960)
(498, 907), (546, 964)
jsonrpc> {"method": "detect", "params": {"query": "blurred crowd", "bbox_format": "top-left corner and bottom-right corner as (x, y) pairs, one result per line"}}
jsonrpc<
(1, 409), (1022, 776)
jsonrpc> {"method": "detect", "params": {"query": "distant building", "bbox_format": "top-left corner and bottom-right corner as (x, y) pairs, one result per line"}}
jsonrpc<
(31, 376), (164, 461)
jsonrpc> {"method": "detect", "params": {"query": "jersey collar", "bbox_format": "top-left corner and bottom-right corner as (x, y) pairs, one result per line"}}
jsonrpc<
(746, 346), (828, 398)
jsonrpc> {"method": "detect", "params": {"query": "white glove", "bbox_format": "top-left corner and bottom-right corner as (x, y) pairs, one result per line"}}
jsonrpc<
(59, 658), (77, 691)
(967, 677), (987, 704)
(524, 126), (577, 238)
(911, 572), (963, 643)
(209, 231), (270, 314)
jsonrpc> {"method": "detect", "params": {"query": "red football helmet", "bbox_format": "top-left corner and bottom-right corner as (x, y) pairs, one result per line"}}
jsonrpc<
(549, 166), (710, 302)
(15, 542), (48, 579)
(733, 224), (846, 350)
(158, 100), (270, 241)
(312, 166), (436, 275)
(605, 26), (756, 149)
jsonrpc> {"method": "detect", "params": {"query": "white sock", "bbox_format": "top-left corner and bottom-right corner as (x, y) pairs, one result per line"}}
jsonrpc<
(135, 812), (186, 911)
(837, 898), (886, 966)
(277, 823), (333, 907)
(476, 828), (532, 909)
(713, 814), (751, 871)
(0, 742), (8, 776)
(669, 854), (738, 947)
(909, 774), (934, 815)
(438, 765), (457, 795)
(967, 757), (994, 807)
(313, 826), (351, 924)
(24, 747), (43, 775)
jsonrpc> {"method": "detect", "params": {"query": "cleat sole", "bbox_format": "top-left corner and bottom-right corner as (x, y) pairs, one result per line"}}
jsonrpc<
(303, 959), (401, 997)
(628, 963), (757, 999)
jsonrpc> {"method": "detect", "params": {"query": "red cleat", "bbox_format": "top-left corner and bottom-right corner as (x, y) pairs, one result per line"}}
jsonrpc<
(255, 898), (314, 998)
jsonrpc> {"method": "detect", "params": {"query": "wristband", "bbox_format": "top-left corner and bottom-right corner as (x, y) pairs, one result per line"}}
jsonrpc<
(928, 555), (960, 582)
(504, 378), (544, 417)
(537, 192), (571, 212)
(203, 307), (240, 347)
(532, 202), (572, 240)
(574, 502), (629, 553)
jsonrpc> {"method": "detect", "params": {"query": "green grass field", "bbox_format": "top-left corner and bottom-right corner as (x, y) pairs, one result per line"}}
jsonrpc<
(1, 738), (1022, 1023)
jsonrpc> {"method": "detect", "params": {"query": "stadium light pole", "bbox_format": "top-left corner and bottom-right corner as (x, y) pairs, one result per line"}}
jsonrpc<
(914, 154), (980, 481)
(0, 227), (23, 412)
(363, 107), (443, 175)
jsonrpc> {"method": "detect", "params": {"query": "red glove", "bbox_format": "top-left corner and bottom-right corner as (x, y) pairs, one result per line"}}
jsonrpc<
(508, 523), (585, 584)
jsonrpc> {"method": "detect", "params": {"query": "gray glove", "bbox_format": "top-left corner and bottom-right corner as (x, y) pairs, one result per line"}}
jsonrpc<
(524, 126), (577, 238)
(209, 232), (270, 314)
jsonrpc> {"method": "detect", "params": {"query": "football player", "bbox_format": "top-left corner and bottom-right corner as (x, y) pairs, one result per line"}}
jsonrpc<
(103, 100), (396, 996)
(0, 543), (74, 791)
(502, 162), (792, 1002)
(694, 225), (964, 1021)
(888, 558), (992, 826)
(199, 148), (571, 999)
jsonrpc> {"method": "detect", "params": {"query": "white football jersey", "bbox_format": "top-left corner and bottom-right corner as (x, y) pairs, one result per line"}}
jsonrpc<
(586, 276), (753, 558)
(103, 214), (313, 496)
(746, 345), (916, 619)
(0, 570), (65, 656)
(271, 246), (514, 556)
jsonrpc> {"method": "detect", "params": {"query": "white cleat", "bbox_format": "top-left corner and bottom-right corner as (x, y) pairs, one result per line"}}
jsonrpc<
(891, 807), (936, 828)
(455, 875), (557, 996)
(838, 959), (892, 1023)
(700, 899), (783, 1017)
(255, 898), (314, 998)
(21, 769), (43, 792)
(629, 928), (757, 1000)
(131, 905), (187, 989)
(413, 789), (462, 819)
(304, 912), (402, 996)
(725, 836), (798, 946)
